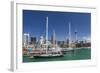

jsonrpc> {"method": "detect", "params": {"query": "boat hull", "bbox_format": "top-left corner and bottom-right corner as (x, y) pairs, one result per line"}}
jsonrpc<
(33, 54), (64, 58)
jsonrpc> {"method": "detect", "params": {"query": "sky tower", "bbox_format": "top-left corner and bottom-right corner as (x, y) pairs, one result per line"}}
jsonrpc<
(75, 28), (78, 43)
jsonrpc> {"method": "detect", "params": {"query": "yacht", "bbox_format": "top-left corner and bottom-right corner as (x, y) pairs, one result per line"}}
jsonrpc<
(32, 16), (63, 58)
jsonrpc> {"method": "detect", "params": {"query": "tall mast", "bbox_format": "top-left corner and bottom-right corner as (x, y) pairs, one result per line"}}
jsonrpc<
(53, 29), (55, 48)
(46, 16), (48, 49)
(69, 22), (71, 48)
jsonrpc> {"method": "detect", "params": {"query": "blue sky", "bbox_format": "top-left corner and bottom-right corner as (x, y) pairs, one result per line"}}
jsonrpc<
(23, 10), (91, 41)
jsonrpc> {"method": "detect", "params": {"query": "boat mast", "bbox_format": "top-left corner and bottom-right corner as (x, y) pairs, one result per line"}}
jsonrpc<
(69, 22), (71, 48)
(53, 29), (56, 48)
(46, 16), (48, 52)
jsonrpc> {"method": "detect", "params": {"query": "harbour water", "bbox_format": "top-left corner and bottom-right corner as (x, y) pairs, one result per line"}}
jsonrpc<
(23, 48), (91, 62)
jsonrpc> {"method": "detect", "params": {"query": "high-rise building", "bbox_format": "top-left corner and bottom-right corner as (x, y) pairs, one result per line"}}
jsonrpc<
(39, 36), (44, 45)
(23, 33), (30, 47)
(30, 37), (36, 44)
(51, 30), (56, 48)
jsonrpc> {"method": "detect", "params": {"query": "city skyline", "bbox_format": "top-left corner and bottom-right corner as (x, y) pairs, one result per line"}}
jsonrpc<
(23, 10), (91, 41)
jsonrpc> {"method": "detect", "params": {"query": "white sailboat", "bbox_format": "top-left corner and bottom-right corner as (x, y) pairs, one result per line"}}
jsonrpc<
(33, 16), (63, 58)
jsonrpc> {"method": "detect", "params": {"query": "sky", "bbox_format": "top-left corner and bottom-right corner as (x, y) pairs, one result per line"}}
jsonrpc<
(23, 10), (91, 41)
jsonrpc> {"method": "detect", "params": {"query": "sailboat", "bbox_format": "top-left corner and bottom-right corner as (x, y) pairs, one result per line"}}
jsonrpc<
(33, 16), (63, 58)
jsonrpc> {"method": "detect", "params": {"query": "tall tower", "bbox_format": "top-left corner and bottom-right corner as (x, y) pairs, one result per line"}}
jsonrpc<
(75, 28), (78, 43)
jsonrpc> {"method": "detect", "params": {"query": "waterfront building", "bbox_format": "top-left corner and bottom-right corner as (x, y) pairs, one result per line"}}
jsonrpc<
(23, 33), (30, 47)
(51, 30), (56, 48)
(30, 37), (36, 44)
(39, 36), (44, 45)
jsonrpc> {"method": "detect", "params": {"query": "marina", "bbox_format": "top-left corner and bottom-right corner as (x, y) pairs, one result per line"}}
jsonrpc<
(23, 17), (91, 62)
(23, 10), (91, 62)
(23, 48), (91, 62)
